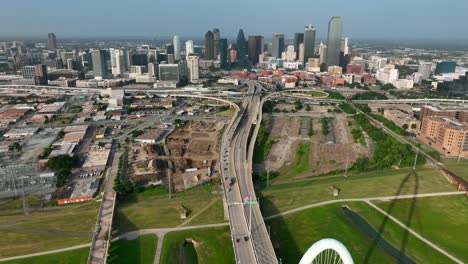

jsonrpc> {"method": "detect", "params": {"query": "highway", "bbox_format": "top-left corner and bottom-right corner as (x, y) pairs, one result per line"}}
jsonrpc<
(220, 80), (277, 264)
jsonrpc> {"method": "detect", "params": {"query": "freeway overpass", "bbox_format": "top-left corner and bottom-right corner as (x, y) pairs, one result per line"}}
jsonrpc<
(220, 80), (277, 263)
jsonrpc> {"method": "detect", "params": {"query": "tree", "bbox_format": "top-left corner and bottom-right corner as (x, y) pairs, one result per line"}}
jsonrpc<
(402, 124), (409, 130)
(305, 105), (311, 111)
(294, 100), (303, 111)
(46, 155), (79, 171)
(381, 83), (396, 90)
(411, 123), (417, 130)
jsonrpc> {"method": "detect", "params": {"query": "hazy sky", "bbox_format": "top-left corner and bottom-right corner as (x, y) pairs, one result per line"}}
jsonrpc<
(3, 0), (468, 40)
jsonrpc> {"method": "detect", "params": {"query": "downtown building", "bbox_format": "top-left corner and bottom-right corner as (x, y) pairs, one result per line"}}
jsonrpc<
(248, 36), (264, 65)
(326, 16), (343, 66)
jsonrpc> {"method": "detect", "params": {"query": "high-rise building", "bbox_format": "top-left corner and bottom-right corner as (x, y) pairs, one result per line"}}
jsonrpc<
(293, 33), (304, 60)
(213, 28), (221, 58)
(435, 61), (456, 75)
(187, 55), (199, 82)
(326, 16), (343, 66)
(166, 44), (174, 55)
(173, 35), (181, 61)
(205, 31), (215, 60)
(303, 25), (316, 66)
(159, 64), (180, 82)
(148, 63), (158, 78)
(47, 33), (57, 50)
(236, 29), (248, 61)
(418, 62), (432, 79)
(319, 41), (327, 66)
(111, 49), (125, 77)
(219, 38), (228, 68)
(185, 40), (194, 56)
(132, 53), (148, 66)
(282, 45), (296, 62)
(248, 36), (263, 65)
(91, 49), (107, 78)
(21, 64), (48, 85)
(341, 37), (349, 55)
(271, 33), (285, 58)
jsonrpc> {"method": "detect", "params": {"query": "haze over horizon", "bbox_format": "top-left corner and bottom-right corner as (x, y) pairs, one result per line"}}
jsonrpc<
(3, 0), (468, 40)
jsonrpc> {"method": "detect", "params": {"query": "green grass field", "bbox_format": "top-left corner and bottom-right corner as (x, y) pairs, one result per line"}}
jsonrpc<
(216, 107), (236, 117)
(259, 167), (456, 216)
(442, 157), (468, 181)
(277, 142), (311, 181)
(114, 184), (225, 233)
(160, 226), (234, 264)
(2, 247), (89, 264)
(374, 195), (468, 262)
(300, 90), (329, 97)
(267, 201), (453, 263)
(108, 235), (157, 264)
(0, 202), (99, 258)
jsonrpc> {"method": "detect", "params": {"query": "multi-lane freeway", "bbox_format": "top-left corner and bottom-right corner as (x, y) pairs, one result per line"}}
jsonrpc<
(220, 80), (277, 264)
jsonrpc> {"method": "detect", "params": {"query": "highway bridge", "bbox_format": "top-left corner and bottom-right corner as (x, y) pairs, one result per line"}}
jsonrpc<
(220, 80), (278, 263)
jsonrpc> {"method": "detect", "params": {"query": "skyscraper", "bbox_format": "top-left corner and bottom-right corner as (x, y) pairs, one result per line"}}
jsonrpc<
(213, 28), (221, 58)
(173, 35), (181, 61)
(205, 31), (215, 60)
(47, 33), (57, 50)
(91, 49), (107, 78)
(248, 36), (264, 65)
(111, 49), (125, 77)
(271, 33), (285, 58)
(326, 16), (343, 66)
(303, 25), (316, 66)
(185, 40), (194, 56)
(418, 62), (432, 79)
(187, 55), (199, 82)
(236, 29), (248, 61)
(319, 42), (327, 66)
(219, 38), (228, 68)
(293, 33), (304, 60)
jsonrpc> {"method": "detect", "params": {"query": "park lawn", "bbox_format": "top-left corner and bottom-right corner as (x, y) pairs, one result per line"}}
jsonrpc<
(0, 202), (99, 258)
(108, 234), (157, 264)
(267, 202), (396, 263)
(267, 202), (452, 264)
(3, 247), (89, 264)
(374, 195), (468, 262)
(259, 167), (456, 216)
(351, 202), (453, 263)
(277, 142), (311, 181)
(160, 226), (234, 264)
(184, 198), (226, 226)
(114, 184), (224, 233)
(442, 157), (468, 181)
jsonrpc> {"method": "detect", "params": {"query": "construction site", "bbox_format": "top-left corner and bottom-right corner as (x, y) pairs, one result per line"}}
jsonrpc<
(128, 120), (225, 191)
(258, 103), (372, 181)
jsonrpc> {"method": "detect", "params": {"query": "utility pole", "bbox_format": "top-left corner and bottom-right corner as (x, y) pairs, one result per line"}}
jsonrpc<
(344, 150), (350, 177)
(266, 159), (270, 186)
(168, 171), (172, 199)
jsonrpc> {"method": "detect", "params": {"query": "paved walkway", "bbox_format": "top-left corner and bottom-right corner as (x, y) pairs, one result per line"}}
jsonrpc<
(0, 243), (91, 262)
(366, 201), (464, 264)
(264, 191), (466, 220)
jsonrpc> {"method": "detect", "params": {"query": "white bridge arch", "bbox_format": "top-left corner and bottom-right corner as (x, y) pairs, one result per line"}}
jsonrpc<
(299, 238), (354, 264)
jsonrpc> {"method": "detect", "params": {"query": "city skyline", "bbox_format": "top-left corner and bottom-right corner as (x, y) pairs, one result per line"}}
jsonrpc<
(2, 0), (468, 39)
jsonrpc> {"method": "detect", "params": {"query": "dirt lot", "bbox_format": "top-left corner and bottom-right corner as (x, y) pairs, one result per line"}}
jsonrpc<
(129, 120), (225, 191)
(259, 112), (371, 181)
